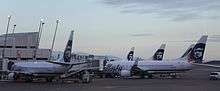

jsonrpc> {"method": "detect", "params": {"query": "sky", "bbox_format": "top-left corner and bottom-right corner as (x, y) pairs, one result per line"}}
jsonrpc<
(0, 0), (220, 60)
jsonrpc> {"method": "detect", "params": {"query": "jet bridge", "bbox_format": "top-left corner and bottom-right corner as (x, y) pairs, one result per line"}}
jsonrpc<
(0, 58), (102, 83)
(0, 59), (10, 80)
(58, 59), (101, 83)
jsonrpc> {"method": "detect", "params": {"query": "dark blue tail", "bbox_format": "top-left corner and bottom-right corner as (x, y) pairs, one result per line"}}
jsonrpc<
(180, 36), (208, 63)
(189, 43), (206, 63)
(63, 31), (74, 62)
(153, 44), (166, 60)
(127, 47), (135, 61)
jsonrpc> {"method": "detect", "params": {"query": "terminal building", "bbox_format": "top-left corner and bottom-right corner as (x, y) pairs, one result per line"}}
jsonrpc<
(0, 32), (116, 71)
(0, 32), (50, 61)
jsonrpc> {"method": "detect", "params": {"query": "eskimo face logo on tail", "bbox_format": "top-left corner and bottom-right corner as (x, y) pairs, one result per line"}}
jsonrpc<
(64, 41), (72, 62)
(156, 52), (163, 60)
(190, 43), (206, 63)
(193, 48), (204, 58)
(153, 49), (164, 60)
(127, 51), (134, 61)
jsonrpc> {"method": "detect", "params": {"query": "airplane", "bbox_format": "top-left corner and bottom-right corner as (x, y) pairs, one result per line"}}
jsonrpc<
(103, 44), (166, 77)
(7, 31), (92, 83)
(104, 35), (208, 78)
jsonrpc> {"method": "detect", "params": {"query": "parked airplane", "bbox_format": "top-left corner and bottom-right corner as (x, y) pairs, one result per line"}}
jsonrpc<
(104, 36), (208, 78)
(104, 44), (166, 77)
(7, 31), (92, 83)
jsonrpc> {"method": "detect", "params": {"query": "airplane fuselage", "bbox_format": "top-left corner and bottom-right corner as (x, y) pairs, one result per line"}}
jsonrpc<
(104, 59), (192, 75)
(11, 61), (68, 77)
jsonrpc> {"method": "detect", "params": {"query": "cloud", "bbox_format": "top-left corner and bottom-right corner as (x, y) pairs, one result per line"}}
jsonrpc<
(101, 0), (220, 21)
(166, 40), (196, 43)
(130, 33), (154, 37)
(208, 39), (220, 43)
(166, 35), (220, 43)
(209, 35), (220, 38)
(208, 35), (220, 43)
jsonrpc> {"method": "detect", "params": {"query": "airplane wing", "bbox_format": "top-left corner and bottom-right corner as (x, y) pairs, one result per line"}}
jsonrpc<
(46, 61), (89, 66)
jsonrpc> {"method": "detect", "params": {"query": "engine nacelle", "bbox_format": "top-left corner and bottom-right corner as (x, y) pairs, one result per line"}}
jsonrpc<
(8, 72), (16, 80)
(120, 70), (131, 77)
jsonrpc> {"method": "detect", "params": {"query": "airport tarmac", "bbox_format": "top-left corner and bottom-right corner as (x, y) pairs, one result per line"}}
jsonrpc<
(0, 65), (220, 91)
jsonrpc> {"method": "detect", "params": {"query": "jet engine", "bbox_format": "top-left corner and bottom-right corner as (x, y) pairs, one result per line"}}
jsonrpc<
(120, 70), (131, 77)
(8, 72), (16, 80)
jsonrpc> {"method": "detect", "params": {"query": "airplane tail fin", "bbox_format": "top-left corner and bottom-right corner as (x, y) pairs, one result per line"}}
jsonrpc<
(180, 44), (195, 59)
(63, 31), (74, 62)
(180, 35), (208, 63)
(127, 47), (135, 61)
(152, 44), (166, 60)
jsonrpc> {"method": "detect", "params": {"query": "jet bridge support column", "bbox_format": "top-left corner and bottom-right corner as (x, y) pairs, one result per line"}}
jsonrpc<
(2, 59), (9, 71)
(0, 59), (9, 80)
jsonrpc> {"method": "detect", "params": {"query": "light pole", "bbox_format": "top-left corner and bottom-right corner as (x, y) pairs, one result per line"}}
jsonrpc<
(2, 15), (12, 59)
(33, 19), (44, 61)
(37, 19), (43, 48)
(12, 25), (16, 48)
(11, 24), (16, 59)
(38, 22), (45, 44)
(49, 19), (59, 61)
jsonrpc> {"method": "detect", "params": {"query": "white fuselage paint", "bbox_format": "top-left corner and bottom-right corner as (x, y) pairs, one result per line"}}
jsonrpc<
(105, 59), (192, 74)
(12, 61), (68, 75)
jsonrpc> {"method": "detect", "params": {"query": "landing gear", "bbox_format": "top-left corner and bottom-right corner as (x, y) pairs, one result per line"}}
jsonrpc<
(8, 72), (16, 80)
(8, 72), (19, 81)
(80, 70), (92, 83)
(25, 76), (33, 82)
(140, 72), (146, 79)
(170, 73), (177, 79)
(171, 75), (177, 78)
(105, 73), (114, 78)
(147, 74), (153, 79)
(46, 77), (54, 82)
